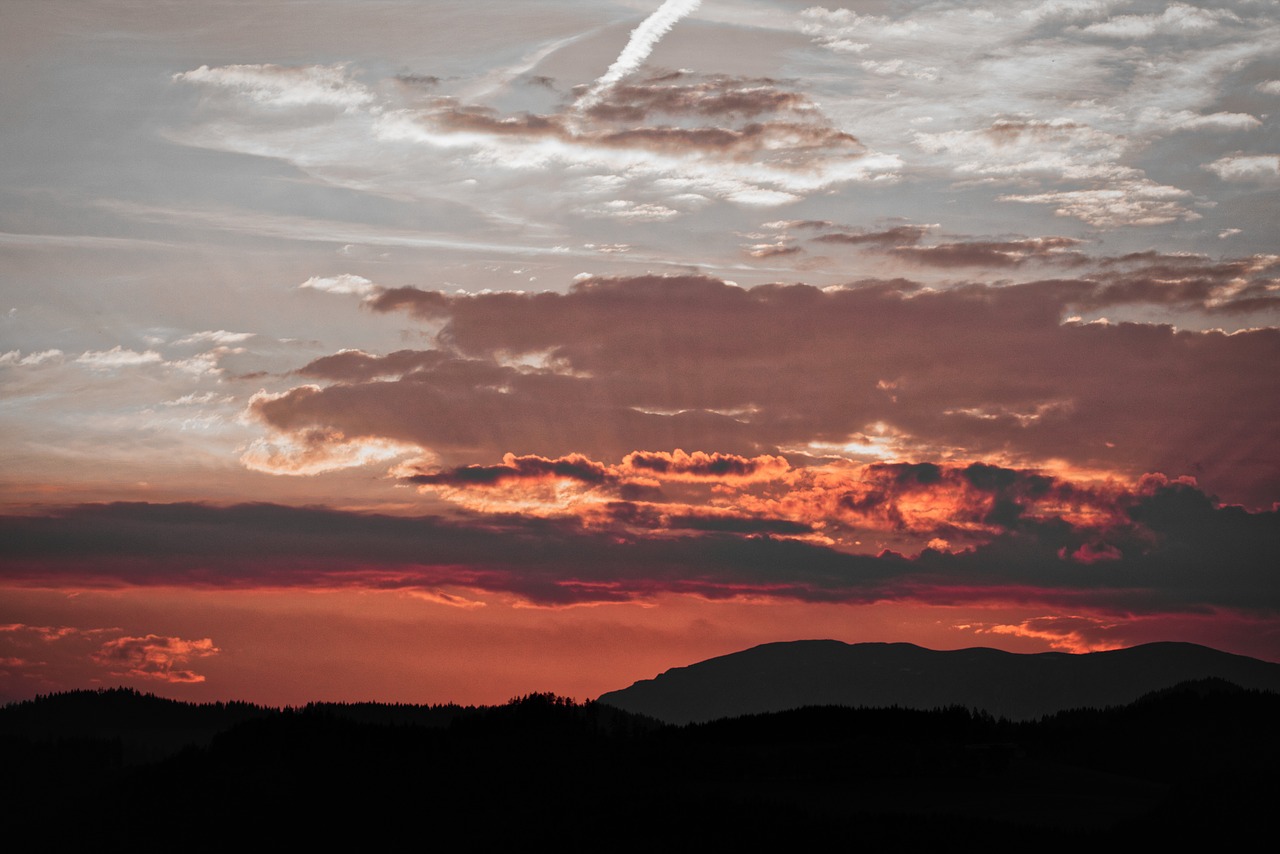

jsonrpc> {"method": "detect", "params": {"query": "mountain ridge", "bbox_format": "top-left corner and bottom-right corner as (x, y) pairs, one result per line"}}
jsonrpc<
(597, 639), (1280, 724)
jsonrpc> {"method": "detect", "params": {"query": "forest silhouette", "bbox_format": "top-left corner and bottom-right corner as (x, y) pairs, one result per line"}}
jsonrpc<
(4, 679), (1276, 847)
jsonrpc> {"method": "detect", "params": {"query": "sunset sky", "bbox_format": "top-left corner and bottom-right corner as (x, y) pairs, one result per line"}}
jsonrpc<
(2, 0), (1278, 705)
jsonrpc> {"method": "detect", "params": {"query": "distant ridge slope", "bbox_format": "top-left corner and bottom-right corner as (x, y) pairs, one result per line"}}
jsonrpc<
(597, 640), (1280, 724)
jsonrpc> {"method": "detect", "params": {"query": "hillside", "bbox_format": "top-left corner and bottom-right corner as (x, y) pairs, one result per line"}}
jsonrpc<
(597, 640), (1280, 723)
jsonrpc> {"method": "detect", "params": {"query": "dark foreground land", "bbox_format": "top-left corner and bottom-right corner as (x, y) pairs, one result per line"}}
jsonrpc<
(4, 680), (1276, 848)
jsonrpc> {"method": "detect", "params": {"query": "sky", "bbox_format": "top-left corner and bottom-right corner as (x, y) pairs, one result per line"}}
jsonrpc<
(2, 0), (1278, 705)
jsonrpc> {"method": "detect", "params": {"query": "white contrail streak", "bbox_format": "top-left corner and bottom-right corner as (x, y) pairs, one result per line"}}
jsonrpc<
(575, 0), (701, 111)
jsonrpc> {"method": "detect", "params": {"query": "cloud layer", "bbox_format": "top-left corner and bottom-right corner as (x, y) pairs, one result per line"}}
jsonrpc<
(244, 273), (1280, 507)
(2, 477), (1275, 615)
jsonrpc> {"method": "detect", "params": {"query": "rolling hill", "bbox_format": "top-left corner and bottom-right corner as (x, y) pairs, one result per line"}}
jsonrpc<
(598, 640), (1280, 723)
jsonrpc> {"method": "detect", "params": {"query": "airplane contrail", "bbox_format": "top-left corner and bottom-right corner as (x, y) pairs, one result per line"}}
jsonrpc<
(575, 0), (702, 111)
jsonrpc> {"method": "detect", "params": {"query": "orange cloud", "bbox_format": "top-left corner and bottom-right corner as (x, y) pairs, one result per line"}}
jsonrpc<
(3, 474), (1274, 615)
(981, 615), (1127, 654)
(736, 460), (1133, 548)
(91, 635), (220, 684)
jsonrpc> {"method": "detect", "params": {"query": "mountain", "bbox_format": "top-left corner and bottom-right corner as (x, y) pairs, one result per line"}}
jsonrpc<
(597, 640), (1280, 723)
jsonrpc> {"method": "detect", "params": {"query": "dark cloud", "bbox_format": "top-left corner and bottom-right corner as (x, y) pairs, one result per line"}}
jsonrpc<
(1082, 254), (1280, 313)
(807, 227), (1090, 268)
(583, 71), (812, 122)
(405, 453), (611, 487)
(409, 74), (865, 166)
(252, 367), (762, 466)
(595, 122), (863, 159)
(768, 219), (834, 230)
(432, 102), (563, 137)
(890, 237), (1088, 268)
(295, 349), (449, 382)
(603, 501), (815, 536)
(621, 450), (788, 481)
(1, 489), (1275, 612)
(812, 225), (932, 246)
(395, 74), (441, 88)
(981, 118), (1090, 144)
(368, 287), (451, 318)
(661, 513), (814, 536)
(340, 274), (1280, 505)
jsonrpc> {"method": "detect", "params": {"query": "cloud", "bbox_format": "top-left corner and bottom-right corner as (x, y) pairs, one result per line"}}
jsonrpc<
(153, 0), (1279, 262)
(581, 200), (682, 221)
(259, 272), (1280, 507)
(10, 340), (244, 384)
(247, 349), (765, 471)
(794, 1), (1278, 235)
(0, 349), (64, 367)
(172, 56), (900, 223)
(241, 421), (419, 476)
(294, 349), (450, 382)
(174, 63), (374, 110)
(812, 225), (932, 247)
(0, 623), (84, 642)
(584, 71), (812, 122)
(391, 450), (1127, 553)
(299, 274), (379, 296)
(1135, 108), (1260, 132)
(397, 448), (793, 531)
(859, 58), (939, 80)
(914, 118), (1131, 183)
(1075, 4), (1240, 39)
(404, 453), (612, 488)
(979, 614), (1125, 653)
(171, 330), (255, 346)
(91, 634), (219, 684)
(75, 347), (164, 370)
(1082, 253), (1280, 313)
(163, 392), (234, 407)
(1204, 154), (1280, 184)
(998, 180), (1199, 227)
(724, 459), (1133, 549)
(66, 342), (243, 378)
(890, 237), (1086, 268)
(743, 241), (801, 258)
(762, 220), (833, 231)
(620, 449), (789, 483)
(425, 96), (869, 171)
(1, 482), (1275, 613)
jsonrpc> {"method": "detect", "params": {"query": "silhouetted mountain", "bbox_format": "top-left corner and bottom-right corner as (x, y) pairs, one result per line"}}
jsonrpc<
(597, 640), (1280, 723)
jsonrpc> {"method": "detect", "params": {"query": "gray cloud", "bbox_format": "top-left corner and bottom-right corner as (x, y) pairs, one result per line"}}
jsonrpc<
(2, 483), (1275, 612)
(252, 273), (1280, 506)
